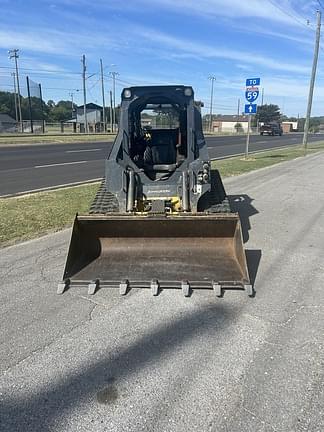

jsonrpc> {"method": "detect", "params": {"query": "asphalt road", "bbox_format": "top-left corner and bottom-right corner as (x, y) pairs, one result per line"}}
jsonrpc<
(1, 152), (324, 431)
(1, 133), (324, 196)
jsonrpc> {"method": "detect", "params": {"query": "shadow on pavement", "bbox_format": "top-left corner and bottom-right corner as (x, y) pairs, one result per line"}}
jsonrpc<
(245, 249), (262, 288)
(228, 194), (261, 292)
(1, 304), (232, 432)
(228, 194), (258, 243)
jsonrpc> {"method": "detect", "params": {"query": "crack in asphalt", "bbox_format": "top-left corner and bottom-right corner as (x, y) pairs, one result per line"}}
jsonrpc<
(1, 304), (95, 374)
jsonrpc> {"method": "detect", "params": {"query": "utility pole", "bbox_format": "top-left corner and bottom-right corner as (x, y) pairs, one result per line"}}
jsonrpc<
(100, 59), (106, 132)
(261, 87), (264, 105)
(236, 98), (240, 132)
(69, 92), (74, 119)
(11, 72), (18, 123)
(39, 83), (45, 133)
(109, 90), (113, 132)
(109, 70), (119, 132)
(208, 76), (216, 132)
(81, 54), (88, 133)
(303, 9), (321, 154)
(9, 49), (22, 132)
(26, 76), (33, 133)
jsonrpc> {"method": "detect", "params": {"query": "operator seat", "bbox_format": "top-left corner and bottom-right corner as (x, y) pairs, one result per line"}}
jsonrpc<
(143, 129), (177, 170)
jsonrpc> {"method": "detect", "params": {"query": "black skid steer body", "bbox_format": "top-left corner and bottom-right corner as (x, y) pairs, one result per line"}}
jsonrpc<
(58, 85), (252, 297)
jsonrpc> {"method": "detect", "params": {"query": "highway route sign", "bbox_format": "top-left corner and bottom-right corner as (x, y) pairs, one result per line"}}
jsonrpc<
(246, 78), (260, 86)
(244, 103), (257, 114)
(245, 90), (259, 103)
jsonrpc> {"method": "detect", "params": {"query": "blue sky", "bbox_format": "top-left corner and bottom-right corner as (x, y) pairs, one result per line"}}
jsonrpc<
(0, 0), (323, 116)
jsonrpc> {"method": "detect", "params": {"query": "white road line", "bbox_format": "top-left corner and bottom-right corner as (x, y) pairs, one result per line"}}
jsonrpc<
(0, 178), (103, 198)
(34, 161), (88, 168)
(210, 144), (300, 161)
(66, 148), (102, 153)
(210, 152), (246, 160)
(258, 141), (267, 143)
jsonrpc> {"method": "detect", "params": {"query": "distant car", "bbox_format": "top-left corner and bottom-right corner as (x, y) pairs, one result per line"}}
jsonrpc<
(260, 123), (283, 136)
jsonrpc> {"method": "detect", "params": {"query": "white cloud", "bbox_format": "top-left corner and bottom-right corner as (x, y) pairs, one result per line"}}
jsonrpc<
(41, 0), (311, 28)
(0, 28), (121, 56)
(132, 0), (309, 27)
(0, 30), (69, 55)
(234, 23), (314, 47)
(134, 27), (311, 75)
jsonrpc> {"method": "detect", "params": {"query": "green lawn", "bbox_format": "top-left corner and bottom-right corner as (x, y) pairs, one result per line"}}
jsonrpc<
(0, 133), (116, 145)
(212, 141), (324, 177)
(0, 183), (99, 246)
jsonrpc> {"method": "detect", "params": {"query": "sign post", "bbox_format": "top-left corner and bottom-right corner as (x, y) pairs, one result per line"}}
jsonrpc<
(244, 77), (260, 159)
(246, 116), (251, 159)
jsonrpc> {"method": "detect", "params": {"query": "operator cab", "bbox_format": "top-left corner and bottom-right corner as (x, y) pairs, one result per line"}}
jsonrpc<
(127, 96), (188, 180)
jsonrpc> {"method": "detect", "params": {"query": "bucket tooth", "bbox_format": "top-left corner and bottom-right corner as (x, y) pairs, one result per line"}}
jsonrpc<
(245, 284), (254, 297)
(181, 280), (190, 297)
(150, 279), (159, 296)
(57, 279), (69, 295)
(88, 279), (99, 295)
(212, 281), (222, 297)
(119, 279), (129, 296)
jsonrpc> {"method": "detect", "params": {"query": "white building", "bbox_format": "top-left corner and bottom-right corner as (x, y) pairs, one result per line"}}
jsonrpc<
(76, 103), (102, 125)
(211, 115), (250, 133)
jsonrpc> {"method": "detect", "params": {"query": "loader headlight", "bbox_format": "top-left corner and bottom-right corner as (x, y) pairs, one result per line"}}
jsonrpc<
(123, 89), (132, 99)
(184, 87), (193, 97)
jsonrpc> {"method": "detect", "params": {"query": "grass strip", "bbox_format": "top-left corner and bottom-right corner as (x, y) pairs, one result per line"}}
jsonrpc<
(212, 141), (324, 177)
(1, 142), (324, 247)
(0, 183), (99, 247)
(0, 134), (116, 145)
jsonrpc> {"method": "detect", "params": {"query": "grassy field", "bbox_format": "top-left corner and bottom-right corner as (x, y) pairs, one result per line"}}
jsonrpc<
(212, 141), (324, 177)
(1, 142), (324, 247)
(0, 133), (116, 145)
(0, 183), (99, 246)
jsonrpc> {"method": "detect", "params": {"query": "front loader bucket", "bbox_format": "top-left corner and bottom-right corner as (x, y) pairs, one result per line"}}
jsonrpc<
(58, 214), (252, 296)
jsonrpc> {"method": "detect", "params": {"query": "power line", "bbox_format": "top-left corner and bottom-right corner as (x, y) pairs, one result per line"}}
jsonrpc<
(317, 0), (324, 11)
(303, 9), (321, 152)
(0, 65), (90, 75)
(100, 58), (106, 131)
(109, 71), (119, 132)
(8, 49), (22, 131)
(208, 76), (216, 132)
(81, 54), (88, 133)
(87, 77), (101, 91)
(0, 84), (80, 91)
(268, 0), (315, 29)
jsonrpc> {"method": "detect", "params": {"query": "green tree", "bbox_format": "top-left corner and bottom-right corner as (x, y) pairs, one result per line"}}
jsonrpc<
(309, 118), (321, 133)
(234, 122), (243, 133)
(256, 104), (281, 123)
(46, 100), (76, 122)
(0, 91), (16, 118)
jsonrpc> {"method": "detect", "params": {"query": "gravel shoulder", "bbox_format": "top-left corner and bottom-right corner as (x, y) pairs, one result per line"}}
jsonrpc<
(1, 152), (324, 432)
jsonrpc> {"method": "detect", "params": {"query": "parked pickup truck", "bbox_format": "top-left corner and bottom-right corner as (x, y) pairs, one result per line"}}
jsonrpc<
(260, 123), (283, 136)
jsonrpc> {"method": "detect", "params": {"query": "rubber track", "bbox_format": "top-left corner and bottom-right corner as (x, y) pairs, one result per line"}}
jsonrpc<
(89, 180), (119, 214)
(198, 169), (231, 213)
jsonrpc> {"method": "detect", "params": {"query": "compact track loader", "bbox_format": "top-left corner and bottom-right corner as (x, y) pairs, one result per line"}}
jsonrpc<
(58, 85), (252, 297)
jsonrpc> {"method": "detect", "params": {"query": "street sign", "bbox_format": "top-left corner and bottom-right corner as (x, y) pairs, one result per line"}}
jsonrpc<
(245, 90), (259, 103)
(246, 78), (260, 87)
(246, 86), (259, 92)
(244, 103), (257, 114)
(245, 78), (260, 158)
